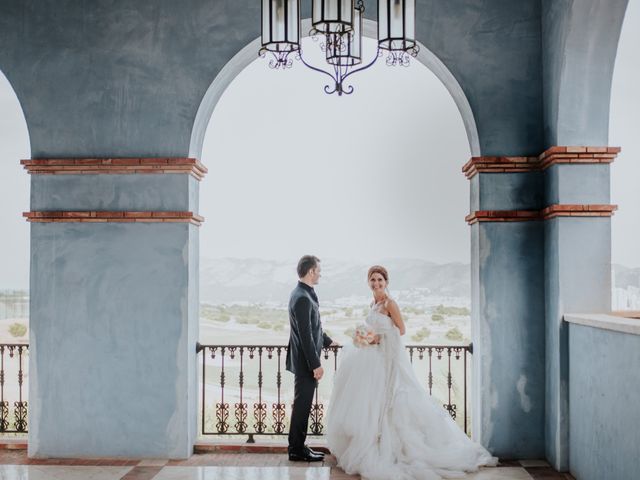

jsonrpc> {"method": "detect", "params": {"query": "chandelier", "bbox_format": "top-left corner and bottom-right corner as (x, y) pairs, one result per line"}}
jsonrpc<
(259, 0), (419, 96)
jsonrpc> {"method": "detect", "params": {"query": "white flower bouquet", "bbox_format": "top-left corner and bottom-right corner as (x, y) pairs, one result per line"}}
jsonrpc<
(352, 324), (377, 348)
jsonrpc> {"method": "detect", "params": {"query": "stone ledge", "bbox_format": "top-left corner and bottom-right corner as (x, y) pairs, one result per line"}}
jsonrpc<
(466, 204), (617, 224)
(462, 146), (620, 179)
(21, 158), (208, 181)
(564, 313), (640, 336)
(23, 211), (204, 226)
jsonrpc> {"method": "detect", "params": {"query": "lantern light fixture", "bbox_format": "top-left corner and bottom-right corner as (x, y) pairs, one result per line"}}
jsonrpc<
(259, 0), (419, 95)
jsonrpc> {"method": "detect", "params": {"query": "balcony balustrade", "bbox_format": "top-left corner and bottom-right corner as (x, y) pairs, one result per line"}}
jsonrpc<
(197, 343), (472, 442)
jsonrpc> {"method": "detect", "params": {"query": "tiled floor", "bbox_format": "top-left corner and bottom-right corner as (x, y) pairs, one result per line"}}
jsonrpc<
(0, 450), (576, 479)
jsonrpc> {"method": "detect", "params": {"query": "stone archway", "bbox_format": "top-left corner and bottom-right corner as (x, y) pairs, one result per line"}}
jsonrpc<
(189, 16), (482, 443)
(189, 19), (480, 160)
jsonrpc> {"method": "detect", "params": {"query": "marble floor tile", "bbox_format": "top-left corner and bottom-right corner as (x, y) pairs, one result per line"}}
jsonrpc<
(137, 460), (169, 467)
(153, 466), (332, 480)
(518, 460), (550, 468)
(0, 465), (133, 480)
(466, 466), (533, 480)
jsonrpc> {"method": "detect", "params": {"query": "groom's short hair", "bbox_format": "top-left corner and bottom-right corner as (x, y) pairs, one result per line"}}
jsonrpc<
(297, 255), (320, 278)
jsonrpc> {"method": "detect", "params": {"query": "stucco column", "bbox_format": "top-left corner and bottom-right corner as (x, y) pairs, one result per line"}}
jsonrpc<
(464, 156), (546, 459)
(25, 158), (206, 458)
(541, 146), (619, 471)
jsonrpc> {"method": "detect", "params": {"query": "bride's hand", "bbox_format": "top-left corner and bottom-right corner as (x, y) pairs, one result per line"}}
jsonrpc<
(371, 334), (381, 344)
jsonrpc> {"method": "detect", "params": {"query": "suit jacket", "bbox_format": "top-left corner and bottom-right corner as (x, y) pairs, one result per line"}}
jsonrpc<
(286, 281), (333, 376)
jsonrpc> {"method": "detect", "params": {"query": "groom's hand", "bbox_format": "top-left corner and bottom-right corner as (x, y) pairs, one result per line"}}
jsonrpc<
(329, 341), (340, 347)
(313, 366), (324, 380)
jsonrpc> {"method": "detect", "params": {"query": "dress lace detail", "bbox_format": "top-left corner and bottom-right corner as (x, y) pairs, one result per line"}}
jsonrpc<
(326, 307), (497, 480)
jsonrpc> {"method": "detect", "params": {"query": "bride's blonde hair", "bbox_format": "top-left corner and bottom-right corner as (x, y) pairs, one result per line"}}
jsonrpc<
(367, 265), (389, 283)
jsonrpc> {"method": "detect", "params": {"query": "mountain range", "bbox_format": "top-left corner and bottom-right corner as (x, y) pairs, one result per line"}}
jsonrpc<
(200, 257), (471, 305)
(200, 258), (640, 307)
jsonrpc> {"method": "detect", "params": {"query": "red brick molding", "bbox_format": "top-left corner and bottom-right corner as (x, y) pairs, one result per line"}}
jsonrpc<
(462, 146), (620, 179)
(540, 204), (618, 219)
(21, 158), (208, 180)
(462, 156), (539, 179)
(466, 204), (617, 225)
(465, 210), (540, 225)
(23, 211), (205, 226)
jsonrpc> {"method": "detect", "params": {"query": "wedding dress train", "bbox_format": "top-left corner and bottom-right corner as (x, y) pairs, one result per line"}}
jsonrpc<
(326, 307), (497, 480)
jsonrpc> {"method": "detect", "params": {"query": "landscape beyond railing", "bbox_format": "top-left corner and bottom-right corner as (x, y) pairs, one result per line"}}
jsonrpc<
(0, 344), (28, 434)
(197, 343), (472, 442)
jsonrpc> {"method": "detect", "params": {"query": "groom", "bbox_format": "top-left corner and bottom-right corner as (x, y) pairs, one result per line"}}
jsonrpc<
(286, 255), (336, 462)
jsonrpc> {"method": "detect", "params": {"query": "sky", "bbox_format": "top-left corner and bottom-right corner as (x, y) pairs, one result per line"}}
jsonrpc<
(0, 4), (639, 289)
(200, 37), (470, 266)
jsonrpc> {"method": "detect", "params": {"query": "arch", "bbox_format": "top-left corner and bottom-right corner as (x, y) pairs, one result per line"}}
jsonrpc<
(0, 67), (31, 158)
(0, 67), (31, 292)
(189, 19), (480, 159)
(542, 0), (628, 147)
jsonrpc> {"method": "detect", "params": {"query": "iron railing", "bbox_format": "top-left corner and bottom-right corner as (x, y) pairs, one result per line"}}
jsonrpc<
(0, 341), (471, 441)
(197, 343), (472, 442)
(0, 343), (28, 434)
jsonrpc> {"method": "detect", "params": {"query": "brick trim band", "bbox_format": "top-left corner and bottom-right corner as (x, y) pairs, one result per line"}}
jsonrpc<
(461, 156), (539, 178)
(462, 146), (620, 179)
(466, 204), (617, 225)
(23, 211), (205, 226)
(540, 204), (618, 219)
(21, 158), (208, 180)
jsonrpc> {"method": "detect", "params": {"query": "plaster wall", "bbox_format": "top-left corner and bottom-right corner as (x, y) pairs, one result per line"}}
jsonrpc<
(568, 323), (640, 480)
(0, 0), (543, 158)
(30, 175), (193, 212)
(544, 217), (612, 470)
(477, 173), (544, 211)
(28, 222), (197, 458)
(472, 221), (545, 458)
(544, 164), (610, 206)
(542, 0), (628, 147)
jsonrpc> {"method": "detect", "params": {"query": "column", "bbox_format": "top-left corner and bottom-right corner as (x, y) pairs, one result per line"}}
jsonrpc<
(541, 146), (618, 470)
(25, 158), (206, 458)
(464, 155), (546, 458)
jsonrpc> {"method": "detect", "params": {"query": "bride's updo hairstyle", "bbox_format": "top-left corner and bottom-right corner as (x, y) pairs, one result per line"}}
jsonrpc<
(367, 265), (389, 284)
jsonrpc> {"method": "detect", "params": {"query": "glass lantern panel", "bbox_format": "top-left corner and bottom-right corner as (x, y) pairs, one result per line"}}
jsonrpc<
(287, 0), (299, 42)
(262, 0), (271, 44)
(378, 0), (388, 43)
(389, 0), (404, 39)
(274, 0), (286, 41)
(405, 0), (415, 42)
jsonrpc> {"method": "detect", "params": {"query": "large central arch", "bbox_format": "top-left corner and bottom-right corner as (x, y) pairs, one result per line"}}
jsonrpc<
(189, 19), (480, 160)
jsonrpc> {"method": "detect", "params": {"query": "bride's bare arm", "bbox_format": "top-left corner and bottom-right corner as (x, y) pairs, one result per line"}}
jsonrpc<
(386, 299), (406, 335)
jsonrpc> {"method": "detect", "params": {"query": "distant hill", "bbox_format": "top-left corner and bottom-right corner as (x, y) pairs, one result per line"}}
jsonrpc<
(613, 264), (640, 289)
(200, 257), (471, 305)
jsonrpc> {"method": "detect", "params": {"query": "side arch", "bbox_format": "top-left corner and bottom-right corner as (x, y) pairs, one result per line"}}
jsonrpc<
(542, 0), (629, 146)
(0, 67), (32, 157)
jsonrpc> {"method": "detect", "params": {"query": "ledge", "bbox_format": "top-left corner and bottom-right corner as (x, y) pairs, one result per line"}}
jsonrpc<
(462, 146), (620, 179)
(465, 204), (617, 224)
(564, 313), (640, 336)
(23, 211), (204, 226)
(21, 158), (208, 180)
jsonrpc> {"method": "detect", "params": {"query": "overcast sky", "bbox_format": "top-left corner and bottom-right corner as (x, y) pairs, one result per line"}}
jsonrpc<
(0, 4), (639, 289)
(200, 37), (470, 267)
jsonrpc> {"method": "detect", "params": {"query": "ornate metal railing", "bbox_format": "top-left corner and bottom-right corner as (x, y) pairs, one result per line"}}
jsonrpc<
(0, 343), (28, 434)
(197, 343), (472, 441)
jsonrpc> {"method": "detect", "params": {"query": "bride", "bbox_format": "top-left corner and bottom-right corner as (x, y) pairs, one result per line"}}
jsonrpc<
(326, 265), (498, 480)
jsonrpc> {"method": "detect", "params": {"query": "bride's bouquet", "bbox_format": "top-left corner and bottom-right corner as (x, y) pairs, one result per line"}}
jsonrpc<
(352, 324), (377, 348)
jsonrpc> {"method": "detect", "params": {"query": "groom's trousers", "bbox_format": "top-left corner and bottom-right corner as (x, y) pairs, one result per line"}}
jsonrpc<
(288, 373), (317, 453)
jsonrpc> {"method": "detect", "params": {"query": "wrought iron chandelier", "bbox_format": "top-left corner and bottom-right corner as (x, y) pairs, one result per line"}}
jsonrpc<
(259, 0), (419, 96)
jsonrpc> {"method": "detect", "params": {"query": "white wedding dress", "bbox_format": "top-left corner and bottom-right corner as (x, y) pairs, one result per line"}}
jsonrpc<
(326, 305), (498, 480)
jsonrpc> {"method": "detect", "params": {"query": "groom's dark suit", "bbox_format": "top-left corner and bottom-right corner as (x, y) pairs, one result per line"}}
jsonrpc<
(286, 281), (332, 454)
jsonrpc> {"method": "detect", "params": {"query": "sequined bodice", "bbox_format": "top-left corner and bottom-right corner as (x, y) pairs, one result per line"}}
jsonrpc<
(365, 307), (394, 332)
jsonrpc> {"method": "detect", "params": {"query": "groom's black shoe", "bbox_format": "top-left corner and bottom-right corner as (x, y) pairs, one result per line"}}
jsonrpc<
(304, 445), (325, 458)
(288, 448), (324, 462)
